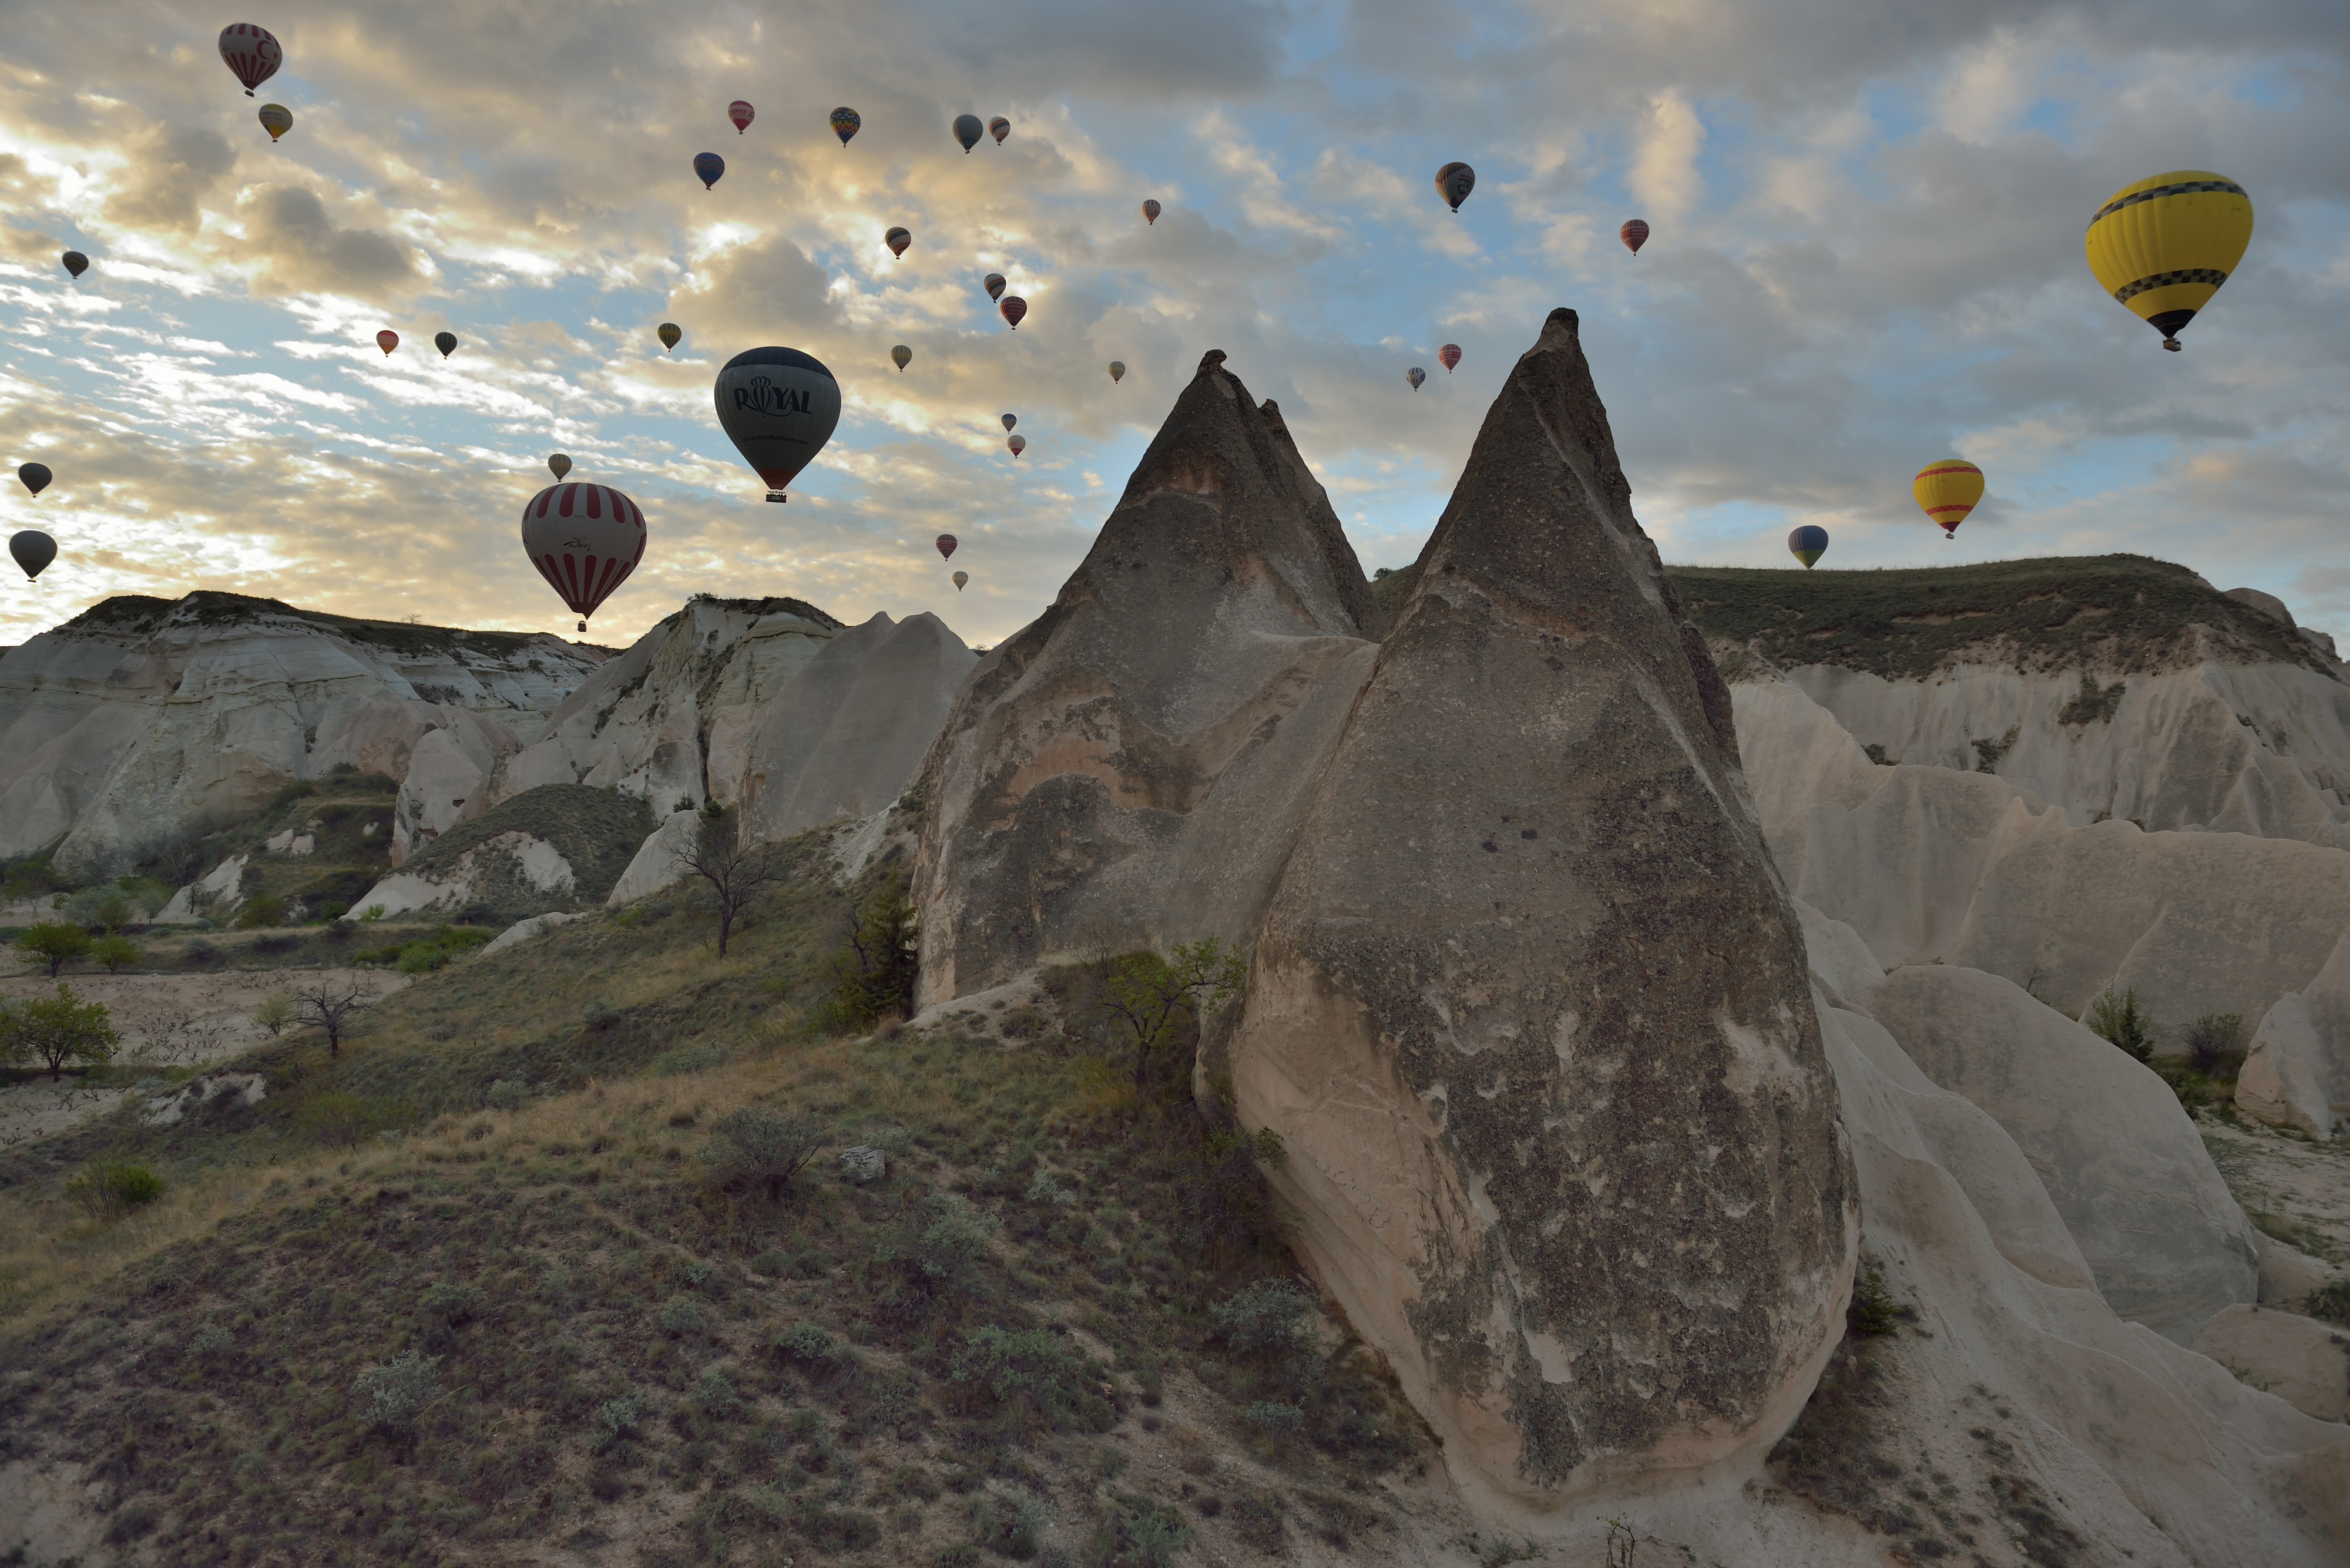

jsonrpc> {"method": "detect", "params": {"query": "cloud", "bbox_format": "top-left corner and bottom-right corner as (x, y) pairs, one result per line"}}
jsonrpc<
(236, 184), (427, 300)
(102, 121), (236, 234)
(1629, 90), (1707, 224)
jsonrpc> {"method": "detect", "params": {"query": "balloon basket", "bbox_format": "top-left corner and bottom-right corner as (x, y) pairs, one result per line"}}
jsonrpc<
(2162, 340), (2182, 352)
(577, 620), (586, 633)
(766, 492), (787, 503)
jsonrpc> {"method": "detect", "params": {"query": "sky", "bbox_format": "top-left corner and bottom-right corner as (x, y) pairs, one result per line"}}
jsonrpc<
(1, 0), (2346, 652)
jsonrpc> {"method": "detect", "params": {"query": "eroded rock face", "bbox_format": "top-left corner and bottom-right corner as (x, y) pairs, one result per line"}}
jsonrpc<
(1227, 310), (1854, 1510)
(912, 350), (1382, 1002)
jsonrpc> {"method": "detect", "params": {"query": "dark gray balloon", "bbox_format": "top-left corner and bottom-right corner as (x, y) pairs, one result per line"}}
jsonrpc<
(11, 530), (57, 580)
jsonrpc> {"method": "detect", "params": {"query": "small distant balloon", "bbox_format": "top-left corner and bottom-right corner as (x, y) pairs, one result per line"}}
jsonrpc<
(434, 331), (458, 358)
(218, 23), (281, 96)
(1142, 199), (1161, 226)
(1439, 344), (1461, 373)
(1001, 413), (1017, 432)
(885, 226), (911, 258)
(1620, 218), (1650, 256)
(983, 273), (1006, 302)
(548, 454), (572, 481)
(891, 344), (912, 372)
(1007, 434), (1026, 457)
(1405, 367), (1426, 390)
(1434, 162), (1475, 212)
(1787, 525), (1829, 569)
(952, 569), (968, 591)
(936, 533), (958, 560)
(988, 116), (1010, 145)
(693, 152), (725, 189)
(376, 330), (398, 356)
(61, 251), (88, 280)
(11, 530), (56, 582)
(953, 113), (983, 153)
(1107, 361), (1126, 383)
(999, 296), (1026, 330)
(830, 107), (861, 146)
(257, 103), (292, 141)
(18, 463), (52, 497)
(658, 323), (682, 352)
(728, 100), (754, 135)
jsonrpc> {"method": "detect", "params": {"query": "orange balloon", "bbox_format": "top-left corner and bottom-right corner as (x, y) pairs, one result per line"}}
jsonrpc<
(375, 330), (398, 355)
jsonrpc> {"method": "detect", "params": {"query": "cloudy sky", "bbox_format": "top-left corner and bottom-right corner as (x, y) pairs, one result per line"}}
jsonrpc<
(2, 0), (2346, 650)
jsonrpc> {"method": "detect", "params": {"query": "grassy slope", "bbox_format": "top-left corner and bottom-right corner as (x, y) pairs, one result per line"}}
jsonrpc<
(1369, 553), (2325, 680)
(0, 844), (1427, 1568)
(400, 784), (656, 918)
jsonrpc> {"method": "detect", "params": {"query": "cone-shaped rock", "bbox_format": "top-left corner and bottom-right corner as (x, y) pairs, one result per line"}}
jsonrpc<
(913, 351), (1382, 1003)
(1225, 310), (1855, 1510)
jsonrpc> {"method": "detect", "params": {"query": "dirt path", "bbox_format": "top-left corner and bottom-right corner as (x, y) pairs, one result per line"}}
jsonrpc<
(2200, 1112), (2350, 1267)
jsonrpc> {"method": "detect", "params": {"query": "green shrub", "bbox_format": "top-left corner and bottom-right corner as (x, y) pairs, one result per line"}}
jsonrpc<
(484, 1077), (530, 1111)
(1087, 1493), (1190, 1568)
(657, 1296), (707, 1338)
(2305, 1279), (2350, 1328)
(1210, 1280), (1317, 1360)
(968, 1489), (1052, 1560)
(2084, 986), (2154, 1063)
(186, 1324), (236, 1360)
(353, 1350), (442, 1433)
(89, 935), (141, 973)
(421, 1281), (486, 1328)
(701, 1104), (827, 1200)
(1847, 1263), (1904, 1336)
(4, 983), (119, 1079)
(595, 1393), (644, 1443)
(390, 924), (493, 973)
(65, 1159), (164, 1220)
(652, 1041), (732, 1076)
(2186, 1012), (2245, 1078)
(1243, 1400), (1304, 1436)
(830, 882), (920, 1028)
(236, 893), (287, 929)
(948, 1327), (1112, 1435)
(14, 920), (91, 978)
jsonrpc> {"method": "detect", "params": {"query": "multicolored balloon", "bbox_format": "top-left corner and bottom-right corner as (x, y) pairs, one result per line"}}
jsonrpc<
(18, 463), (52, 497)
(1108, 361), (1126, 383)
(728, 100), (755, 135)
(988, 116), (1010, 145)
(548, 454), (572, 481)
(1620, 219), (1650, 256)
(11, 530), (56, 581)
(693, 152), (725, 189)
(830, 107), (861, 146)
(658, 323), (682, 352)
(1405, 367), (1426, 390)
(1142, 199), (1161, 226)
(983, 273), (1006, 302)
(885, 226), (911, 258)
(953, 114), (983, 153)
(1007, 434), (1026, 457)
(258, 103), (292, 142)
(2084, 170), (2252, 351)
(217, 23), (281, 97)
(375, 330), (398, 356)
(936, 533), (958, 560)
(952, 569), (968, 592)
(1439, 344), (1461, 373)
(60, 252), (87, 280)
(1787, 525), (1829, 569)
(1000, 414), (1017, 432)
(434, 331), (457, 358)
(713, 347), (842, 503)
(891, 344), (912, 372)
(1434, 162), (1475, 212)
(521, 482), (646, 632)
(1912, 459), (1985, 538)
(999, 296), (1026, 330)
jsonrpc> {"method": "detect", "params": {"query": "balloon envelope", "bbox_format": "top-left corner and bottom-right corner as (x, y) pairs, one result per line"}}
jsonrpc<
(376, 330), (398, 355)
(1406, 367), (1426, 390)
(1620, 218), (1650, 255)
(693, 152), (725, 189)
(521, 483), (646, 621)
(1000, 414), (1017, 432)
(936, 533), (958, 560)
(10, 530), (56, 581)
(988, 116), (1010, 145)
(658, 323), (682, 352)
(885, 226), (911, 258)
(953, 113), (983, 152)
(1108, 361), (1126, 383)
(2084, 170), (2252, 350)
(258, 103), (292, 140)
(952, 570), (968, 591)
(217, 23), (281, 95)
(1142, 199), (1161, 225)
(60, 251), (87, 280)
(983, 273), (1006, 301)
(728, 100), (754, 133)
(830, 107), (861, 146)
(891, 344), (912, 372)
(1787, 525), (1829, 569)
(434, 331), (457, 358)
(1913, 460), (1985, 538)
(1007, 434), (1026, 456)
(548, 454), (572, 481)
(1435, 162), (1475, 211)
(713, 347), (842, 502)
(999, 297), (1026, 329)
(1439, 344), (1461, 372)
(18, 462), (52, 497)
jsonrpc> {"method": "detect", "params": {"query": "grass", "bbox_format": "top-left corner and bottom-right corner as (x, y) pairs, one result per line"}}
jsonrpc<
(398, 783), (656, 916)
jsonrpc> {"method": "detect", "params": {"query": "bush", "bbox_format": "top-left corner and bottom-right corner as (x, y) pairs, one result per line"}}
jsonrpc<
(14, 920), (91, 978)
(1847, 1263), (1905, 1336)
(2305, 1279), (2350, 1328)
(65, 1159), (165, 1220)
(353, 1350), (442, 1433)
(596, 1393), (644, 1442)
(3, 983), (120, 1079)
(186, 1323), (236, 1360)
(1210, 1280), (1317, 1360)
(831, 883), (920, 1028)
(1087, 1493), (1190, 1568)
(421, 1281), (486, 1328)
(2084, 987), (2154, 1063)
(89, 934), (141, 973)
(251, 992), (296, 1038)
(1243, 1401), (1304, 1438)
(236, 892), (288, 929)
(948, 1327), (1112, 1435)
(2186, 1012), (2245, 1077)
(701, 1105), (827, 1200)
(657, 1296), (707, 1338)
(484, 1077), (530, 1111)
(969, 1489), (1053, 1560)
(388, 925), (493, 973)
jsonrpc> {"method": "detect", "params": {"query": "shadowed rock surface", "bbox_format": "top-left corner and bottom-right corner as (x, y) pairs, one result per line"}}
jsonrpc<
(1226, 309), (1855, 1511)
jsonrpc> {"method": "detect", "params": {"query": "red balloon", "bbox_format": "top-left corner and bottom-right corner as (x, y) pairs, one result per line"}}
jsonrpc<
(936, 533), (958, 560)
(1438, 344), (1461, 373)
(1620, 219), (1650, 256)
(375, 330), (398, 355)
(1007, 434), (1026, 457)
(1142, 199), (1161, 226)
(728, 100), (754, 134)
(217, 23), (281, 96)
(521, 483), (647, 623)
(999, 297), (1027, 330)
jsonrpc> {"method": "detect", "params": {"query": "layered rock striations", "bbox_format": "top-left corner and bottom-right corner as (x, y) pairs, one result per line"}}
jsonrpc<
(912, 350), (1382, 1003)
(1223, 310), (1854, 1509)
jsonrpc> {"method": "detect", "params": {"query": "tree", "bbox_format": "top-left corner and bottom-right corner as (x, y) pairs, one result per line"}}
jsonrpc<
(832, 884), (919, 1026)
(2084, 986), (2154, 1063)
(1101, 939), (1248, 1107)
(669, 805), (786, 959)
(294, 978), (373, 1057)
(91, 935), (142, 974)
(3, 984), (120, 1080)
(15, 921), (91, 979)
(252, 992), (296, 1038)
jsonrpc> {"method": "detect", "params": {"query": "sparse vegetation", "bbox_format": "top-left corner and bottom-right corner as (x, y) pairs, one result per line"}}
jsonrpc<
(90, 933), (141, 972)
(1099, 939), (1247, 1108)
(1, 983), (119, 1079)
(830, 878), (921, 1027)
(63, 1158), (164, 1220)
(700, 1103), (827, 1200)
(671, 803), (789, 958)
(2185, 1012), (2245, 1079)
(292, 975), (375, 1056)
(251, 991), (296, 1038)
(2083, 986), (2154, 1063)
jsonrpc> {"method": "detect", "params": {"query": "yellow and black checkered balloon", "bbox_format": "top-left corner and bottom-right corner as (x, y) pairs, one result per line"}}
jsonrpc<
(2084, 171), (2253, 351)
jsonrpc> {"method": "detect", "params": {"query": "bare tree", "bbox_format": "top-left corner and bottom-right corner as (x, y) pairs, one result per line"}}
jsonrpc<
(669, 805), (787, 958)
(294, 979), (374, 1057)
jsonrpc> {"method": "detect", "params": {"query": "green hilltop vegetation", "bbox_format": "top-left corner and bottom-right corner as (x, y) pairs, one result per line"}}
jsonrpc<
(401, 783), (657, 923)
(1371, 553), (2325, 680)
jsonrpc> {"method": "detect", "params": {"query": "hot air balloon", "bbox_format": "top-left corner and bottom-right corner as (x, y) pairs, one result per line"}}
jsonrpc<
(988, 116), (1010, 145)
(891, 344), (912, 372)
(1000, 414), (1017, 432)
(1787, 525), (1829, 569)
(18, 463), (52, 497)
(2084, 171), (2253, 351)
(218, 23), (281, 96)
(1142, 199), (1161, 226)
(714, 347), (842, 503)
(434, 331), (457, 358)
(548, 454), (572, 481)
(885, 226), (911, 258)
(658, 323), (682, 352)
(61, 252), (87, 280)
(1913, 459), (1984, 539)
(376, 330), (398, 356)
(728, 100), (755, 135)
(983, 273), (1006, 302)
(1008, 434), (1026, 457)
(521, 482), (647, 633)
(953, 114), (983, 153)
(11, 530), (56, 582)
(1108, 361), (1126, 383)
(936, 533), (958, 560)
(952, 569), (968, 591)
(999, 297), (1026, 330)
(1439, 344), (1461, 373)
(1435, 162), (1475, 213)
(1620, 219), (1650, 256)
(693, 152), (725, 189)
(258, 103), (292, 142)
(830, 107), (861, 146)
(1406, 367), (1426, 390)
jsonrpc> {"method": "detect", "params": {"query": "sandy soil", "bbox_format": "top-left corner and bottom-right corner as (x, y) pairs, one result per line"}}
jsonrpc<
(2201, 1112), (2350, 1267)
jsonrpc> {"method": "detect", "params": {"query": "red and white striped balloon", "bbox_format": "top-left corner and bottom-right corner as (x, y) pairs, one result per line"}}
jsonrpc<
(521, 482), (647, 626)
(728, 100), (754, 134)
(217, 24), (282, 96)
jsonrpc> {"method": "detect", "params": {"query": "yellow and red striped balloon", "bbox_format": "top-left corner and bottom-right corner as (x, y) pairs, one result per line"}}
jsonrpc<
(1912, 459), (1984, 538)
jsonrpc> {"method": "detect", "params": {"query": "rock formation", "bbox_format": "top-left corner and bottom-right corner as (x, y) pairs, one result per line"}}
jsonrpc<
(1223, 310), (1852, 1510)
